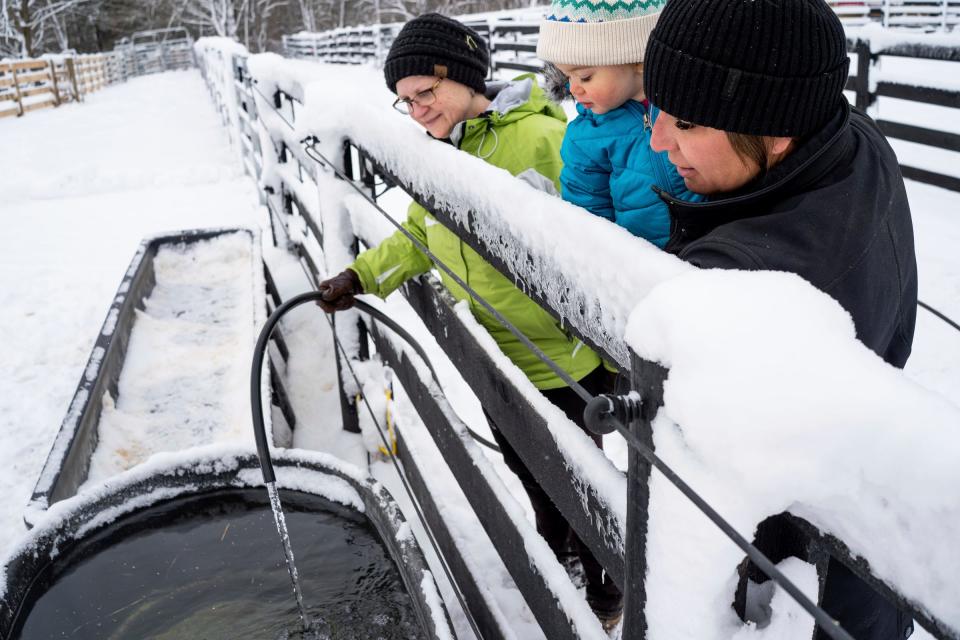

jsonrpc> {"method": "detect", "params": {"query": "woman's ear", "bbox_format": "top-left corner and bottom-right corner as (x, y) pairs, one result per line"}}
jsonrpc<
(770, 137), (793, 154)
(768, 136), (796, 165)
(769, 136), (794, 156)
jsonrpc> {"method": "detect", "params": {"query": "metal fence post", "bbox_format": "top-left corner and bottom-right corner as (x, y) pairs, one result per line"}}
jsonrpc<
(623, 351), (668, 639)
(326, 141), (366, 434)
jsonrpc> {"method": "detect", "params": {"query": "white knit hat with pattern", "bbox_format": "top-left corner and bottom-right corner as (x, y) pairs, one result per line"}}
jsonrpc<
(537, 0), (666, 66)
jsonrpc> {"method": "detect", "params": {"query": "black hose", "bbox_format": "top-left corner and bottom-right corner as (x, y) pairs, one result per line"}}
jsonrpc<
(251, 292), (500, 484)
(251, 291), (323, 483)
(250, 290), (491, 639)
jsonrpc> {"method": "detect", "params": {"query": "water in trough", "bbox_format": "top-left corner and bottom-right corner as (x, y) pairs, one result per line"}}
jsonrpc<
(14, 489), (425, 640)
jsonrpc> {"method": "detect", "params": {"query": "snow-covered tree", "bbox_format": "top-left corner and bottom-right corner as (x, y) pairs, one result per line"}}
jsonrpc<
(172, 0), (238, 38)
(3, 0), (94, 56)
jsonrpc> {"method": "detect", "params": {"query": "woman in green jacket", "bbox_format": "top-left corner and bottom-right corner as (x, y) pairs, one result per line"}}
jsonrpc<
(316, 13), (622, 627)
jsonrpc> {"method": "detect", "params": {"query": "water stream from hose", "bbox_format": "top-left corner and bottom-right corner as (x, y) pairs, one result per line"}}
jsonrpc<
(266, 481), (309, 633)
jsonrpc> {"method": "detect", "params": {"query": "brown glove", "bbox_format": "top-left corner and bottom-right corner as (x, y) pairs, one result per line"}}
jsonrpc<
(317, 269), (362, 313)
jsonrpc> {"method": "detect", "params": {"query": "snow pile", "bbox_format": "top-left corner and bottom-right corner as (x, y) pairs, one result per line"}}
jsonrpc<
(625, 269), (960, 637)
(848, 23), (960, 56)
(85, 233), (258, 484)
(246, 52), (339, 104)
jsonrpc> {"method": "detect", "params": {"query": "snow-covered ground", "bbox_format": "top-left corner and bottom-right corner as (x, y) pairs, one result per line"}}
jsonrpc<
(2, 59), (959, 640)
(0, 70), (264, 552)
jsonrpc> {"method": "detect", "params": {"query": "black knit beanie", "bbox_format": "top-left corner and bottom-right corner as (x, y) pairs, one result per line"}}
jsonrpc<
(644, 0), (850, 137)
(384, 14), (490, 95)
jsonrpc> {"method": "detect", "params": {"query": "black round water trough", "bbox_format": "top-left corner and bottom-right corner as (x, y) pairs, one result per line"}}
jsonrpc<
(1, 450), (453, 640)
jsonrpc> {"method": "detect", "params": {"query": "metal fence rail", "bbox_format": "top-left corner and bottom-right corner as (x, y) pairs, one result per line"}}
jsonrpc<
(282, 25), (399, 65)
(119, 28), (195, 76)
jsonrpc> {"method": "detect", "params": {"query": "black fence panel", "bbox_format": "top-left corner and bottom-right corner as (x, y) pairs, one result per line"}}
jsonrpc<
(394, 429), (511, 640)
(397, 275), (627, 588)
(369, 313), (597, 640)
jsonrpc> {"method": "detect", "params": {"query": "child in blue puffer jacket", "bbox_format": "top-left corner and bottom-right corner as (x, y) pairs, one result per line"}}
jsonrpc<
(537, 0), (698, 247)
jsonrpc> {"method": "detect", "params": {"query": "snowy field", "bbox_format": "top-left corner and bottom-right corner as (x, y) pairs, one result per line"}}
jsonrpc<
(1, 64), (959, 639)
(0, 70), (264, 552)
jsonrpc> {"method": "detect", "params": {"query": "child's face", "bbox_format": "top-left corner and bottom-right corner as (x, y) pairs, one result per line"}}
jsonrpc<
(556, 63), (645, 115)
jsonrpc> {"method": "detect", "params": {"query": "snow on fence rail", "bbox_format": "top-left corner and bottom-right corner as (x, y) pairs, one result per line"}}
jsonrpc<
(284, 18), (960, 193)
(282, 25), (397, 65)
(881, 0), (960, 30)
(830, 0), (960, 30)
(196, 37), (960, 640)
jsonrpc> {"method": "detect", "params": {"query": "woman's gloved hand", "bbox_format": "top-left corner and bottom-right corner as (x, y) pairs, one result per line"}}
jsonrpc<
(317, 269), (362, 313)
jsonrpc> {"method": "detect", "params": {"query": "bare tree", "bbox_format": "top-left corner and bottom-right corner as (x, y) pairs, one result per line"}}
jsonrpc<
(3, 0), (95, 56)
(253, 0), (286, 50)
(1, 0), (546, 58)
(173, 0), (238, 37)
(293, 0), (315, 31)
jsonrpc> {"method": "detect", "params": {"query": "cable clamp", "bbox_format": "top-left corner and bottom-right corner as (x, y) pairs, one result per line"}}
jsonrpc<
(584, 393), (643, 436)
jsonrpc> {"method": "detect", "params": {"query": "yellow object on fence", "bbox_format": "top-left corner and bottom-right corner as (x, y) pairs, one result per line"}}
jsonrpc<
(379, 386), (398, 457)
(353, 385), (398, 458)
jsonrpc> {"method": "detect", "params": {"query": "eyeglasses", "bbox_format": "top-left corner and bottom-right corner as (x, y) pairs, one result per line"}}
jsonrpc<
(392, 78), (442, 114)
(675, 118), (697, 131)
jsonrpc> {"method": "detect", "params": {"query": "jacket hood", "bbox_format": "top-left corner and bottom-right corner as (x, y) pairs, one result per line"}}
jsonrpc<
(451, 75), (566, 148)
(483, 74), (566, 125)
(541, 62), (572, 104)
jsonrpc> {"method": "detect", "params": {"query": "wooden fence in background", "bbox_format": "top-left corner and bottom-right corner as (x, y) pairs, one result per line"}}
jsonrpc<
(0, 53), (131, 119)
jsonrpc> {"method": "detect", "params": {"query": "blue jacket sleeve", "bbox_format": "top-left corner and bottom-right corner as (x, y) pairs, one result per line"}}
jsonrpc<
(559, 118), (615, 221)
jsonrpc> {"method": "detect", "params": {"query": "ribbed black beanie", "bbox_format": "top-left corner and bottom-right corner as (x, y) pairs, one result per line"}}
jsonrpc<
(644, 0), (850, 137)
(384, 14), (489, 95)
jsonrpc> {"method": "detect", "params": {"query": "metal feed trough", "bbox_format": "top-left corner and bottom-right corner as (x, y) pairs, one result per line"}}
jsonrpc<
(5, 227), (453, 640)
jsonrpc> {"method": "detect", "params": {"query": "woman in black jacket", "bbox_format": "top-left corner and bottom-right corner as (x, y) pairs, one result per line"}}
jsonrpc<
(642, 0), (918, 638)
(644, 0), (917, 371)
